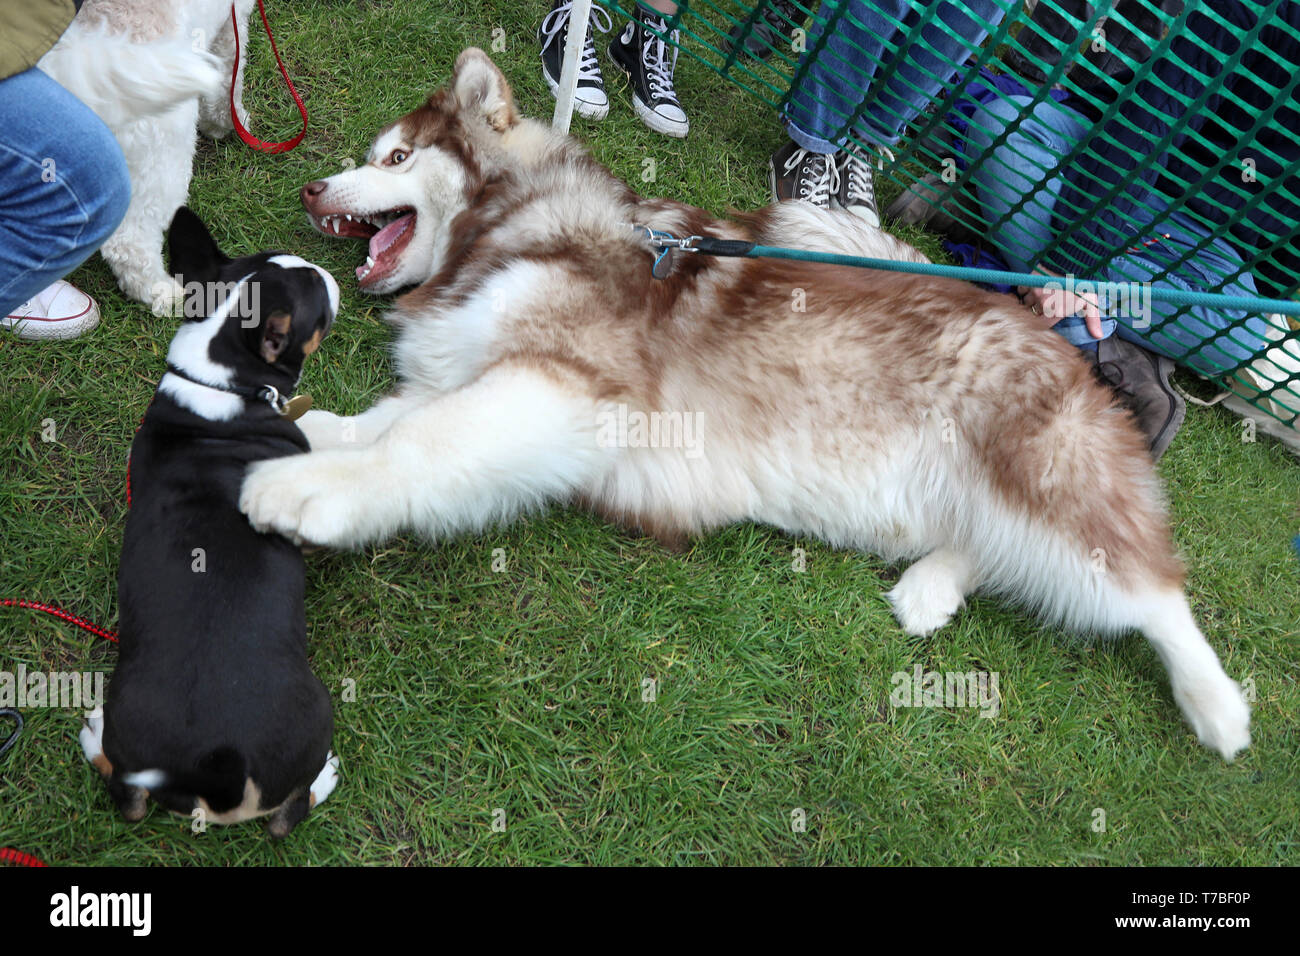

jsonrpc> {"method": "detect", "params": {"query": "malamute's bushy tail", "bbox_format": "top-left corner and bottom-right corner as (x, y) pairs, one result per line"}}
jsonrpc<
(38, 28), (223, 129)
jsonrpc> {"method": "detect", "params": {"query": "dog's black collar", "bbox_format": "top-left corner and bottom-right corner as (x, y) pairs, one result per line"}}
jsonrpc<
(164, 363), (294, 415)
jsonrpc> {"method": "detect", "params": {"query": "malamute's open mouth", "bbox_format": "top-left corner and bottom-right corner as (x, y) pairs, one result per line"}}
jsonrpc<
(310, 207), (416, 287)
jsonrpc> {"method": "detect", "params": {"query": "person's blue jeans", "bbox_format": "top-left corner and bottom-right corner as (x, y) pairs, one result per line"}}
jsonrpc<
(965, 92), (1271, 373)
(0, 67), (131, 317)
(782, 0), (1015, 152)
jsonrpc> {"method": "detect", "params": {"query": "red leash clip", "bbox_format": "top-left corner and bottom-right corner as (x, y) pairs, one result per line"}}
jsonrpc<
(229, 0), (309, 154)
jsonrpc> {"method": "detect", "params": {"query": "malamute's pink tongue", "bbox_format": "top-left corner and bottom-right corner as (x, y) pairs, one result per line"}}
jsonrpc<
(368, 213), (415, 258)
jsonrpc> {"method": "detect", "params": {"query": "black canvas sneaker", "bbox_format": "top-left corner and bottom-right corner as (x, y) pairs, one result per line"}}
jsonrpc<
(769, 138), (838, 207)
(539, 0), (613, 120)
(608, 7), (689, 137)
(835, 143), (883, 227)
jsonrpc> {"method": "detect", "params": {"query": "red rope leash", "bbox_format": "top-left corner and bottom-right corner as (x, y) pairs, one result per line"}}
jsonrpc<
(230, 0), (309, 154)
(0, 596), (115, 867)
(0, 599), (118, 643)
(0, 448), (127, 871)
(0, 847), (47, 867)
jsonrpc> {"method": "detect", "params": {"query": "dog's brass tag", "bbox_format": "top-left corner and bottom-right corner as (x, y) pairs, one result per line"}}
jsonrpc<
(282, 394), (313, 421)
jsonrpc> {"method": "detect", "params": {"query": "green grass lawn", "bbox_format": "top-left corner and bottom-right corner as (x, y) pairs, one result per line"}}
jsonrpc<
(1, 0), (1297, 866)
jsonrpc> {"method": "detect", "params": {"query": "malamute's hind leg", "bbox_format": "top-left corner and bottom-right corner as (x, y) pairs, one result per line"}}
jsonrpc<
(886, 547), (977, 636)
(988, 508), (1251, 760)
(1135, 590), (1251, 760)
(965, 374), (1251, 759)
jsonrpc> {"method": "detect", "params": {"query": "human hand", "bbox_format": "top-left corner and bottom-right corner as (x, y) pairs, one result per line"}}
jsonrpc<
(1018, 270), (1104, 339)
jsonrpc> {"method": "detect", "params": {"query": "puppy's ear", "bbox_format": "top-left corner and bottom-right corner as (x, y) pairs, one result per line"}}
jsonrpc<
(452, 47), (517, 132)
(167, 207), (229, 289)
(259, 310), (293, 364)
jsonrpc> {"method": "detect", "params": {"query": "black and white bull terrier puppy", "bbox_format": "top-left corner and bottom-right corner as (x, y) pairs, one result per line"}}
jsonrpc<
(80, 207), (342, 837)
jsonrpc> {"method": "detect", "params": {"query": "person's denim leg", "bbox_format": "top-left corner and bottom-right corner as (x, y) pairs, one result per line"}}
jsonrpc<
(783, 0), (1015, 152)
(964, 93), (1118, 346)
(0, 67), (131, 316)
(1106, 215), (1272, 377)
(967, 96), (1270, 365)
(964, 95), (1091, 271)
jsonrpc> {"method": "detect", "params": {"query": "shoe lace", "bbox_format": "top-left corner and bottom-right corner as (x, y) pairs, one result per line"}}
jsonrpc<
(783, 147), (837, 205)
(839, 152), (874, 205)
(641, 17), (681, 105)
(541, 2), (613, 82)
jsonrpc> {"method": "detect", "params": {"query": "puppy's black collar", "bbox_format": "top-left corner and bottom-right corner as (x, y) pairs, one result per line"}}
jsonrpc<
(165, 364), (294, 416)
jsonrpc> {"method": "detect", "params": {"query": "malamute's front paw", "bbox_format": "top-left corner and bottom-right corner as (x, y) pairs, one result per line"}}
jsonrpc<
(199, 101), (249, 140)
(128, 276), (186, 316)
(1175, 676), (1251, 761)
(239, 451), (379, 548)
(296, 408), (348, 450)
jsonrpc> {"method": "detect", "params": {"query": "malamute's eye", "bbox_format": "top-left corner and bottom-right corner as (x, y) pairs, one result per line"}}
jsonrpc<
(388, 149), (409, 165)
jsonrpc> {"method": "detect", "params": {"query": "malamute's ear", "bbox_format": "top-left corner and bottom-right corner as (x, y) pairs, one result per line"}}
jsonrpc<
(167, 207), (229, 290)
(453, 47), (517, 132)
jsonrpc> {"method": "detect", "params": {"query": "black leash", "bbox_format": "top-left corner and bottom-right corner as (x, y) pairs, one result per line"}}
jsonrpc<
(0, 709), (22, 761)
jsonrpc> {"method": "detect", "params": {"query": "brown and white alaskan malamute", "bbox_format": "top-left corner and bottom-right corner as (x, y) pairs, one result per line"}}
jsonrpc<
(239, 48), (1250, 760)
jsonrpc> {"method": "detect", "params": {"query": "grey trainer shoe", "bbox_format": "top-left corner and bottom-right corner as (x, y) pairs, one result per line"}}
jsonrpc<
(884, 171), (977, 242)
(1094, 335), (1186, 460)
(725, 0), (806, 61)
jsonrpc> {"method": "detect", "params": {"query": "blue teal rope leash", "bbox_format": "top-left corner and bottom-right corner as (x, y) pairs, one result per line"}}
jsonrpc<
(648, 233), (1300, 318)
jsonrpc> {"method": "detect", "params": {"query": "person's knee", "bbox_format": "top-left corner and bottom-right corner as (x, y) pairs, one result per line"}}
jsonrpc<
(967, 95), (1028, 148)
(75, 124), (131, 250)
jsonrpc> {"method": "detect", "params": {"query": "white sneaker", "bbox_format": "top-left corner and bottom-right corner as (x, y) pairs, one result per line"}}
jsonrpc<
(1221, 312), (1300, 454)
(3, 280), (100, 341)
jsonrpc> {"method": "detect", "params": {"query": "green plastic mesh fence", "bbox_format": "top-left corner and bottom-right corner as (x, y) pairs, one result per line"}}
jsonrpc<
(598, 0), (1300, 429)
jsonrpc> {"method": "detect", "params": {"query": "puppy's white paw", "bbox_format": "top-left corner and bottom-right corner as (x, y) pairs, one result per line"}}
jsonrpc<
(79, 709), (115, 777)
(78, 711), (105, 764)
(1175, 676), (1251, 761)
(309, 752), (340, 808)
(240, 451), (378, 548)
(886, 553), (969, 637)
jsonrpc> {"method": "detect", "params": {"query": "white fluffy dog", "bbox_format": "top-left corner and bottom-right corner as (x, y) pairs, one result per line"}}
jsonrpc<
(38, 0), (257, 314)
